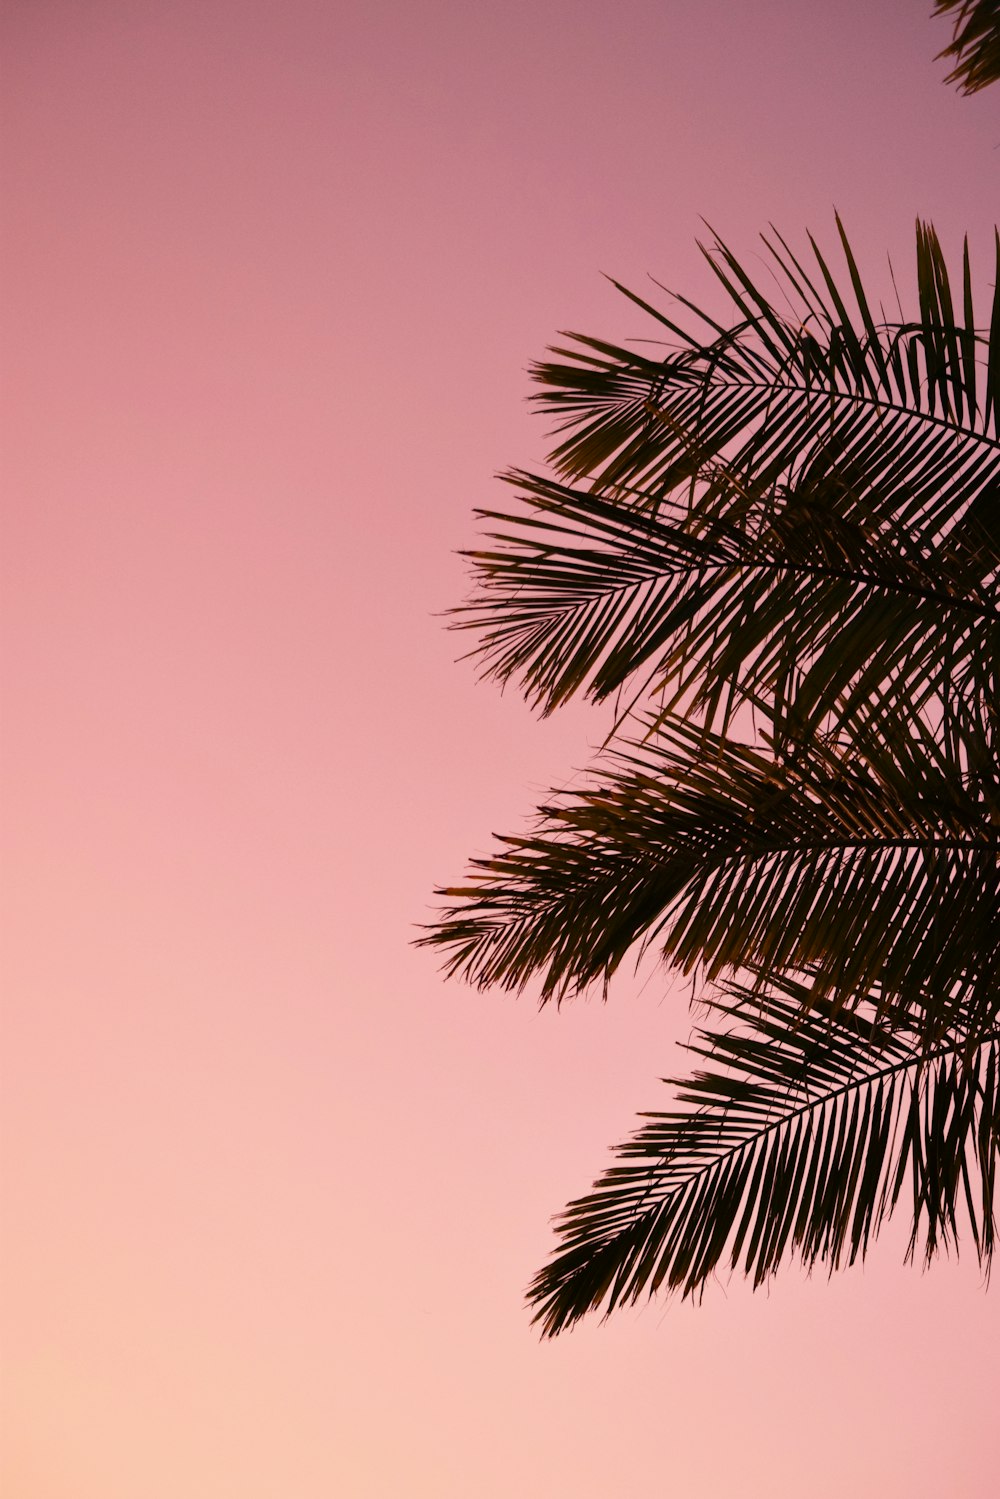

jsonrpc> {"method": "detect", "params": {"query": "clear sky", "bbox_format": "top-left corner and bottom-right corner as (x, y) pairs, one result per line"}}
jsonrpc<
(2, 3), (997, 1496)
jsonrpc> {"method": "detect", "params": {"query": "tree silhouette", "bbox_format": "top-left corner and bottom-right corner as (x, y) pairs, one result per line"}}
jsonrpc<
(423, 219), (1000, 1333)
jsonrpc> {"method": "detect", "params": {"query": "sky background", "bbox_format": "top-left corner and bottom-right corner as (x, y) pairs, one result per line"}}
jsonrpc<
(2, 3), (998, 1495)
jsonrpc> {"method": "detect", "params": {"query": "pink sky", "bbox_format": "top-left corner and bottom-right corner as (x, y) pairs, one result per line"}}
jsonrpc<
(2, 3), (997, 1495)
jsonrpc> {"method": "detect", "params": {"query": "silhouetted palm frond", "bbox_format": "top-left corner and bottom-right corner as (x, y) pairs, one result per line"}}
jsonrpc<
(529, 976), (999, 1335)
(454, 221), (1000, 742)
(423, 711), (1000, 1041)
(935, 0), (1000, 94)
(425, 221), (1000, 1330)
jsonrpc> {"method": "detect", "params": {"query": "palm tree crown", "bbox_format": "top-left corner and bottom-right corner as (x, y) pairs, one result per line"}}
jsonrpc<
(422, 220), (1000, 1334)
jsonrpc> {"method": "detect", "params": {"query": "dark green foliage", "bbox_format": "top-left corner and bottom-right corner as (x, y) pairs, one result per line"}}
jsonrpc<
(423, 222), (1000, 1331)
(935, 1), (1000, 94)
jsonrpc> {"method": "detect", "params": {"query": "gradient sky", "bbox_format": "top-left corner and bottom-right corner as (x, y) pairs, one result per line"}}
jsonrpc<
(2, 3), (998, 1496)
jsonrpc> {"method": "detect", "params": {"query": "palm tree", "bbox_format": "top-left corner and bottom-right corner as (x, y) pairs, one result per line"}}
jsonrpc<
(935, 1), (1000, 94)
(423, 220), (1000, 1334)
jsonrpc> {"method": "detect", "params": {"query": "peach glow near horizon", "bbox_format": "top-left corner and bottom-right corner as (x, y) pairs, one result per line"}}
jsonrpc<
(2, 4), (997, 1496)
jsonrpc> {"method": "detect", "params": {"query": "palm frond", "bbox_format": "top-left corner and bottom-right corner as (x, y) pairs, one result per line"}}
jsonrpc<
(529, 976), (999, 1336)
(425, 220), (1000, 1332)
(452, 223), (1000, 739)
(935, 0), (1000, 94)
(422, 713), (1000, 1039)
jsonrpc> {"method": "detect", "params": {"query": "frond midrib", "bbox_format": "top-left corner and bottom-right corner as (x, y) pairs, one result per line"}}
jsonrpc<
(541, 364), (1000, 458)
(550, 1028), (999, 1235)
(465, 551), (1000, 625)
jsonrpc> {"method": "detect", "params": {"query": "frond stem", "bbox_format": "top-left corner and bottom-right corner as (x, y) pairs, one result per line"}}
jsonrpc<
(614, 1030), (999, 1205)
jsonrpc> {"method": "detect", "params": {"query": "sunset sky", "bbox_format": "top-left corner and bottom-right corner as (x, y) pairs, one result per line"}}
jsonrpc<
(3, 3), (998, 1496)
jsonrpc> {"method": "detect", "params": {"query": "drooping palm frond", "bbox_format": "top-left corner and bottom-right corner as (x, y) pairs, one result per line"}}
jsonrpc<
(935, 0), (1000, 94)
(453, 222), (1000, 741)
(528, 975), (999, 1336)
(422, 712), (1000, 1040)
